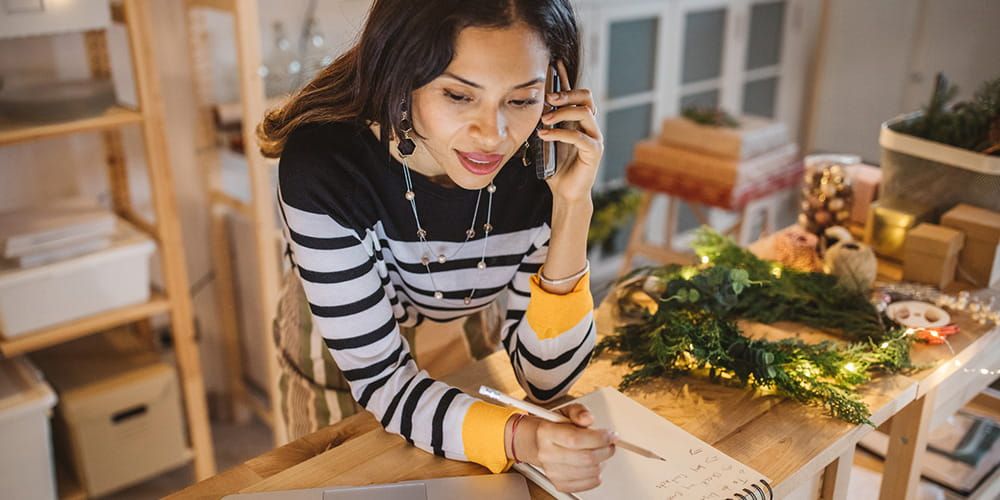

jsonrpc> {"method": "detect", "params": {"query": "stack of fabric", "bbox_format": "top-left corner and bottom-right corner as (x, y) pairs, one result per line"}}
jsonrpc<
(627, 114), (802, 211)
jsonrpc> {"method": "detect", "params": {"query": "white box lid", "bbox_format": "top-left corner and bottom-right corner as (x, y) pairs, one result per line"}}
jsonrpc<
(0, 197), (116, 258)
(0, 357), (56, 423)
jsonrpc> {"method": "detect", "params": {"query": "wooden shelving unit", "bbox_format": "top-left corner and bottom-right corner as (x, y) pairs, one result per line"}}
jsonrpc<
(184, 0), (286, 444)
(0, 293), (171, 358)
(0, 0), (217, 492)
(0, 106), (144, 146)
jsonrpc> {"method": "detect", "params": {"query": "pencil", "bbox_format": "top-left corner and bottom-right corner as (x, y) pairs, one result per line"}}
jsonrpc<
(478, 385), (666, 462)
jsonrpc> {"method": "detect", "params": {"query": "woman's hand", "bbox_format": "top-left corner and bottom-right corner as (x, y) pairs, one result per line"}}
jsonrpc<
(539, 60), (604, 204)
(507, 404), (617, 493)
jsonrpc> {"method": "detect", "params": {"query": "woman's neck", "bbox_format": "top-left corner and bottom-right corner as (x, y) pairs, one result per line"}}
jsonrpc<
(368, 121), (458, 188)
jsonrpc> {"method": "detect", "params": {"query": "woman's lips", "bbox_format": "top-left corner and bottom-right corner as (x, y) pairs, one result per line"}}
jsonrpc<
(456, 150), (504, 175)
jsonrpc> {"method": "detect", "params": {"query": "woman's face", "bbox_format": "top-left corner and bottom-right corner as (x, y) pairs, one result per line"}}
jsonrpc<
(408, 22), (550, 190)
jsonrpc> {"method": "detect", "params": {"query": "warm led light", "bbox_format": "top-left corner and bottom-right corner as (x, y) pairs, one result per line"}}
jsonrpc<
(844, 362), (857, 373)
(700, 255), (710, 264)
(880, 342), (889, 348)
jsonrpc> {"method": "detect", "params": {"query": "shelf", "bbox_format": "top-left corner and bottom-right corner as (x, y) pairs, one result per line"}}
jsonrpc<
(56, 459), (86, 500)
(0, 106), (144, 147)
(0, 293), (171, 357)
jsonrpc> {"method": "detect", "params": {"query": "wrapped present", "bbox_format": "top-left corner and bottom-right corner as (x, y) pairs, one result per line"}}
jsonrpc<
(941, 204), (1000, 288)
(658, 115), (789, 160)
(632, 140), (799, 186)
(903, 223), (964, 289)
(864, 199), (932, 261)
(845, 163), (882, 225)
(625, 159), (803, 211)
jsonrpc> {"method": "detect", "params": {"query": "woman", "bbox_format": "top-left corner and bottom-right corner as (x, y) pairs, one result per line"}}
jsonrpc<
(260, 0), (613, 492)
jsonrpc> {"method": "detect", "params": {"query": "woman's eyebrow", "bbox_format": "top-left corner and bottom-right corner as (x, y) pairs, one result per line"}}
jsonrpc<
(442, 72), (544, 90)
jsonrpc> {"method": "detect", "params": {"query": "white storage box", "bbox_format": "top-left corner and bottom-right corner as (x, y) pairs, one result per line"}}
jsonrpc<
(31, 329), (191, 497)
(0, 221), (154, 338)
(0, 357), (58, 500)
(0, 0), (110, 40)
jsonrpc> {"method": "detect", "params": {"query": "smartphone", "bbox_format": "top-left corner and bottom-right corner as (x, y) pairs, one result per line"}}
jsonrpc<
(533, 63), (561, 180)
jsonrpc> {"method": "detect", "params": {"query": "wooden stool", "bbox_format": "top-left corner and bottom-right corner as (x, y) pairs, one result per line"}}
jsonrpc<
(618, 160), (803, 277)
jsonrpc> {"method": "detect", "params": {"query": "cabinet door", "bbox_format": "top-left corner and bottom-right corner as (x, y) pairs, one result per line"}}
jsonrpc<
(590, 2), (669, 189)
(673, 0), (736, 113)
(741, 0), (787, 118)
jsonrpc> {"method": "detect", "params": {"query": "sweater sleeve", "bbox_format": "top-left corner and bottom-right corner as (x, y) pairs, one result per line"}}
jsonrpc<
(276, 128), (518, 473)
(500, 224), (597, 403)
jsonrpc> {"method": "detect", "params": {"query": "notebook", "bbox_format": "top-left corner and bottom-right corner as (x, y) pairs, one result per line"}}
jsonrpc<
(516, 387), (773, 500)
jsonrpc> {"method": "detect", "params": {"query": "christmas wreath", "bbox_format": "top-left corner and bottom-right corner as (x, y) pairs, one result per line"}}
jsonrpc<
(597, 228), (916, 424)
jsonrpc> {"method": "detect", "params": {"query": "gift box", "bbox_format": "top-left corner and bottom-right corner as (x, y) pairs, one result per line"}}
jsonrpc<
(845, 163), (882, 225)
(864, 199), (932, 261)
(903, 224), (964, 289)
(625, 160), (803, 211)
(631, 140), (798, 186)
(941, 204), (1000, 288)
(658, 115), (789, 160)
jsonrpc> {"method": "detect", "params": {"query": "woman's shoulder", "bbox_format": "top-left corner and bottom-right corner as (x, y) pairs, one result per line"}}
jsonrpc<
(278, 120), (379, 227)
(280, 120), (373, 175)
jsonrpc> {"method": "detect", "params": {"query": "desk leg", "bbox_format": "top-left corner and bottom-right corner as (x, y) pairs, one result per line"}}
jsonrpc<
(820, 447), (854, 500)
(879, 389), (936, 500)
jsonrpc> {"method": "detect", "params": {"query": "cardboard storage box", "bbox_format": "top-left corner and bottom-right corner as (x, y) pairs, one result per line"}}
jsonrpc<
(903, 224), (964, 290)
(0, 357), (58, 500)
(941, 204), (1000, 289)
(31, 330), (190, 498)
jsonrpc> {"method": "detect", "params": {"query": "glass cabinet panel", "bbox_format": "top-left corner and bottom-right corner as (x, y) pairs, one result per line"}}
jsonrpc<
(743, 76), (778, 117)
(603, 103), (653, 183)
(681, 9), (726, 84)
(607, 17), (658, 98)
(746, 1), (785, 70)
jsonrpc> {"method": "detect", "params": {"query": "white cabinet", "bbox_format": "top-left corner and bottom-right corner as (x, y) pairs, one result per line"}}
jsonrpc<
(574, 0), (815, 274)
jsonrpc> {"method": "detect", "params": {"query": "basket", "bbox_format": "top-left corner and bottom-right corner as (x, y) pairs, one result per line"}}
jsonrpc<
(879, 112), (1000, 219)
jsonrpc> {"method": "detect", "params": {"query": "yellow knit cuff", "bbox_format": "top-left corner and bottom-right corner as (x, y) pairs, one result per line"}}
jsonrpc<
(462, 401), (521, 473)
(526, 271), (593, 340)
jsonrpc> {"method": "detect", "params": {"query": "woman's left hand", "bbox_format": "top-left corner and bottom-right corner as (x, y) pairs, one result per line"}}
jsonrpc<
(539, 60), (603, 204)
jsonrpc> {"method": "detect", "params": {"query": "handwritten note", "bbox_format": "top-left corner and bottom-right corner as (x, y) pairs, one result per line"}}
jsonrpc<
(516, 387), (772, 500)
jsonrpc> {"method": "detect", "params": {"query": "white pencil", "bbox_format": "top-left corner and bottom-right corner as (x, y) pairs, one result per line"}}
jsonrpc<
(478, 385), (666, 461)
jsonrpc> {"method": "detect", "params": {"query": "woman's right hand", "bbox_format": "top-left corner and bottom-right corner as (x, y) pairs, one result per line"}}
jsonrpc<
(507, 404), (617, 492)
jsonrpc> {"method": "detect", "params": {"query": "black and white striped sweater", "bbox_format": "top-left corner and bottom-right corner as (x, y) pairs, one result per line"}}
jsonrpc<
(277, 120), (595, 473)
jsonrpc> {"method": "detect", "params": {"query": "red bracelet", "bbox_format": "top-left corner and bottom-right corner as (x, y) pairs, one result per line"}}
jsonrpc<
(510, 413), (528, 464)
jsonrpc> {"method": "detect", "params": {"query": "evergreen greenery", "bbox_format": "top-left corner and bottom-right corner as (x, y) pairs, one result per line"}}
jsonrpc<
(587, 187), (642, 250)
(597, 228), (916, 425)
(681, 106), (741, 128)
(891, 73), (1000, 156)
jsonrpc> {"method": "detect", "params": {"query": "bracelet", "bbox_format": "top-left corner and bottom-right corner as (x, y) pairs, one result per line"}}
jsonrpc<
(538, 260), (590, 286)
(510, 413), (528, 464)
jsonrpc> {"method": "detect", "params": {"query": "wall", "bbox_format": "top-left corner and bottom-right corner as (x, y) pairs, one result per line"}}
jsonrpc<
(807, 0), (1000, 163)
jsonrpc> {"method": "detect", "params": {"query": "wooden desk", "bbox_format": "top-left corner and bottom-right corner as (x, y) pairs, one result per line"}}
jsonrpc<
(172, 284), (1000, 500)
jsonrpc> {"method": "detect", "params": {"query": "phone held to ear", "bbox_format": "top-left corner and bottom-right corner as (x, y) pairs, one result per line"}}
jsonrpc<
(532, 63), (561, 180)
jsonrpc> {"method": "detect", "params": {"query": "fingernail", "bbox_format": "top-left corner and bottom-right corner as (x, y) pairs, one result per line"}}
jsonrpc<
(580, 411), (591, 419)
(548, 93), (560, 101)
(608, 431), (619, 442)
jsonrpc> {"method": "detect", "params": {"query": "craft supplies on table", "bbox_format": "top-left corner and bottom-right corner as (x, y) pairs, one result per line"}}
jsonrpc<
(941, 204), (1000, 289)
(864, 199), (932, 261)
(903, 223), (965, 290)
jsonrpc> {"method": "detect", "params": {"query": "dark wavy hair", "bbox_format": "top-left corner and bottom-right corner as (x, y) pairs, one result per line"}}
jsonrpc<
(257, 0), (581, 158)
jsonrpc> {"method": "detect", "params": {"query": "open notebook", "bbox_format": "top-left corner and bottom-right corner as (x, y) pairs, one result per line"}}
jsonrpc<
(516, 387), (772, 500)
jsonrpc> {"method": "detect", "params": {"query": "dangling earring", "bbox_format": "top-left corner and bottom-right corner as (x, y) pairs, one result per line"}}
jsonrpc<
(521, 139), (531, 166)
(397, 98), (416, 157)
